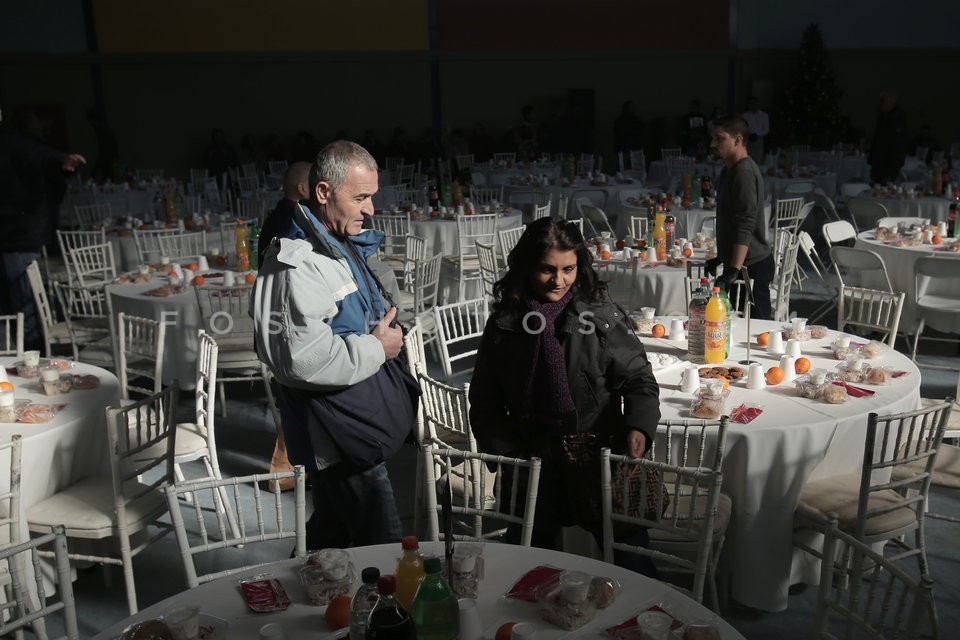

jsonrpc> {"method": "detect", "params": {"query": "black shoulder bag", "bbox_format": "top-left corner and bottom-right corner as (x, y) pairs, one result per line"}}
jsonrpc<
(306, 247), (421, 471)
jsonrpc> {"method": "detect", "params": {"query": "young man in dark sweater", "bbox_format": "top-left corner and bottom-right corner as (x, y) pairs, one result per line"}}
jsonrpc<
(705, 115), (774, 320)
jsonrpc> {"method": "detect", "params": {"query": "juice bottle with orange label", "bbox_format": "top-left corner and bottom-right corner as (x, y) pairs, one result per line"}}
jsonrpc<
(704, 287), (726, 364)
(652, 212), (667, 261)
(394, 536), (425, 611)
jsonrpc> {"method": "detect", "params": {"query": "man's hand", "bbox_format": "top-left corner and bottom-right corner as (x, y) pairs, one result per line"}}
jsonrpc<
(704, 257), (721, 277)
(372, 307), (403, 359)
(62, 154), (86, 172)
(626, 429), (647, 458)
(716, 265), (741, 290)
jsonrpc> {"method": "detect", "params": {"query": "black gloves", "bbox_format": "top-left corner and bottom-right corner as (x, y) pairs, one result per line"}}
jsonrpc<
(704, 257), (721, 277)
(716, 266), (741, 290)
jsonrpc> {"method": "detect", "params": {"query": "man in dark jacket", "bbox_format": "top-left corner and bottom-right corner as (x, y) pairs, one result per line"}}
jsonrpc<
(0, 120), (85, 349)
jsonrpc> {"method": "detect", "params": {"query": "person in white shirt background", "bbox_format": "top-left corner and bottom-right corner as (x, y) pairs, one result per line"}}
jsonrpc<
(742, 96), (770, 164)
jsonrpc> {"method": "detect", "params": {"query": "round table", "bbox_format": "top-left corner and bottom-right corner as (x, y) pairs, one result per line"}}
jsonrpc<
(851, 195), (953, 225)
(763, 172), (837, 200)
(106, 279), (205, 390)
(639, 319), (922, 612)
(93, 542), (745, 640)
(410, 211), (523, 258)
(854, 231), (960, 332)
(0, 358), (120, 599)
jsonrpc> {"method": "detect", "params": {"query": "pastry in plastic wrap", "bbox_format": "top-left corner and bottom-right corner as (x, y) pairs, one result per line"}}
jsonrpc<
(860, 340), (887, 359)
(822, 384), (848, 404)
(587, 575), (620, 609)
(837, 358), (866, 383)
(865, 365), (892, 385)
(809, 325), (829, 339)
(18, 404), (56, 423)
(540, 591), (597, 630)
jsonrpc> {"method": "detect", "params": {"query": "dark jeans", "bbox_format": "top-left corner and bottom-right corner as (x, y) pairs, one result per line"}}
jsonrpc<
(746, 253), (776, 321)
(0, 251), (42, 350)
(306, 462), (402, 550)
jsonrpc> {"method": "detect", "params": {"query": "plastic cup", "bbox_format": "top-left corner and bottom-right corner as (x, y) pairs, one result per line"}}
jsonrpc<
(559, 570), (590, 603)
(669, 318), (686, 341)
(680, 366), (700, 393)
(511, 623), (537, 640)
(458, 599), (483, 640)
(747, 363), (766, 390)
(259, 623), (286, 640)
(197, 256), (210, 271)
(785, 338), (802, 359)
(23, 351), (40, 368)
(635, 610), (672, 640)
(779, 355), (797, 383)
(223, 271), (236, 287)
(646, 247), (658, 263)
(164, 606), (200, 640)
(640, 307), (656, 320)
(767, 330), (785, 355)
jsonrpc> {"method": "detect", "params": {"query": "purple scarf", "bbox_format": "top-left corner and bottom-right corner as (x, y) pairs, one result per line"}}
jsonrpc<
(522, 292), (577, 430)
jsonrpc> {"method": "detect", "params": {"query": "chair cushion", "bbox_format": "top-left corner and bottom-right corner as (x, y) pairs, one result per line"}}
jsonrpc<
(649, 491), (732, 542)
(175, 422), (210, 460)
(27, 477), (167, 538)
(892, 443), (960, 489)
(796, 474), (918, 535)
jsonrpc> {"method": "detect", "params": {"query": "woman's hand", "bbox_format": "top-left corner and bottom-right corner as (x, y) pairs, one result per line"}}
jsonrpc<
(626, 429), (647, 458)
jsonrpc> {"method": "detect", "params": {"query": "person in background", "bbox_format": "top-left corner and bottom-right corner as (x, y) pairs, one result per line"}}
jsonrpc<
(253, 141), (405, 549)
(15, 107), (67, 246)
(680, 99), (707, 158)
(0, 118), (85, 350)
(203, 128), (238, 189)
(469, 217), (661, 574)
(613, 101), (644, 156)
(868, 91), (908, 184)
(706, 115), (773, 320)
(741, 96), (770, 164)
(87, 108), (120, 183)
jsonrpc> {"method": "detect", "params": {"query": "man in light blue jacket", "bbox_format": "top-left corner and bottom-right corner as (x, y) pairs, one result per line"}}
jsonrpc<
(253, 140), (405, 548)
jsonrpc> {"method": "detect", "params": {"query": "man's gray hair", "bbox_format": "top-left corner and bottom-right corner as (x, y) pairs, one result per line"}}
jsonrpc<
(309, 140), (378, 195)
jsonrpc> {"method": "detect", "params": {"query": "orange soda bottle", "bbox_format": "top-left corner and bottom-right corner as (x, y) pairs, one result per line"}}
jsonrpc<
(394, 536), (425, 611)
(704, 287), (726, 364)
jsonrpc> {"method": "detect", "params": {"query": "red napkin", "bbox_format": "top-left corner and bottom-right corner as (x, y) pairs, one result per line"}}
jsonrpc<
(730, 403), (764, 424)
(505, 565), (563, 602)
(891, 370), (909, 378)
(606, 605), (684, 638)
(832, 380), (875, 398)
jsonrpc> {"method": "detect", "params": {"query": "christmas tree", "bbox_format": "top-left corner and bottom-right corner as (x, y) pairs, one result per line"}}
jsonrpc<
(774, 23), (846, 148)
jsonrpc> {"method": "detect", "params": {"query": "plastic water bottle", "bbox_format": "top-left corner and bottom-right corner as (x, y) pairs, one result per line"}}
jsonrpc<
(350, 567), (381, 640)
(249, 220), (260, 270)
(394, 536), (424, 611)
(366, 575), (415, 640)
(687, 277), (710, 363)
(409, 557), (459, 640)
(719, 284), (733, 358)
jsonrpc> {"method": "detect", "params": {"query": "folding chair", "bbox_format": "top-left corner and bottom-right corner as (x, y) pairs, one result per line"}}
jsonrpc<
(0, 313), (24, 358)
(422, 445), (541, 546)
(814, 514), (936, 639)
(836, 285), (904, 347)
(444, 215), (498, 302)
(848, 198), (889, 232)
(910, 256), (960, 369)
(68, 242), (117, 287)
(27, 386), (180, 614)
(164, 467), (306, 587)
(601, 417), (731, 609)
(431, 297), (489, 382)
(497, 225), (526, 270)
(829, 246), (893, 291)
(475, 241), (499, 299)
(578, 201), (616, 239)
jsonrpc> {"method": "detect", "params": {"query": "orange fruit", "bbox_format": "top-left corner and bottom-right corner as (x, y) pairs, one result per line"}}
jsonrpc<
(601, 250), (612, 260)
(0, 382), (13, 391)
(187, 262), (199, 271)
(167, 271), (177, 277)
(495, 622), (517, 640)
(795, 357), (811, 375)
(757, 332), (770, 347)
(932, 234), (943, 245)
(651, 324), (666, 338)
(324, 595), (351, 630)
(244, 273), (256, 284)
(192, 275), (205, 286)
(766, 366), (785, 385)
(682, 247), (693, 257)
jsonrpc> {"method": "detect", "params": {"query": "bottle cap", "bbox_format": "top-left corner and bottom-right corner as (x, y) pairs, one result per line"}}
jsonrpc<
(361, 567), (381, 584)
(712, 286), (720, 293)
(376, 575), (397, 595)
(401, 535), (419, 551)
(423, 557), (442, 574)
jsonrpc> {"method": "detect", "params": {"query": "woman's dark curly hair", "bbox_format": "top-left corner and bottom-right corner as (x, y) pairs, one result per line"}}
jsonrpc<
(492, 217), (605, 318)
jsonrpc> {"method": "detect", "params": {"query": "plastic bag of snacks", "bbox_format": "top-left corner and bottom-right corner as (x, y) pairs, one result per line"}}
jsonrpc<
(690, 380), (726, 420)
(299, 548), (355, 605)
(538, 570), (621, 631)
(606, 603), (723, 640)
(793, 369), (837, 399)
(442, 542), (485, 599)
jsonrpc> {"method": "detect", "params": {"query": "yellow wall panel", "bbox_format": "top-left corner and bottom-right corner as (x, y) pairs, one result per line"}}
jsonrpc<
(93, 0), (428, 52)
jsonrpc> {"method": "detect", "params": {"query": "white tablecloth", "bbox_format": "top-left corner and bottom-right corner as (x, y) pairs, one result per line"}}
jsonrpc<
(647, 160), (722, 186)
(764, 173), (837, 200)
(854, 231), (960, 332)
(107, 228), (228, 271)
(852, 195), (953, 225)
(93, 542), (744, 640)
(0, 358), (120, 598)
(410, 212), (522, 258)
(641, 319), (921, 611)
(107, 280), (204, 390)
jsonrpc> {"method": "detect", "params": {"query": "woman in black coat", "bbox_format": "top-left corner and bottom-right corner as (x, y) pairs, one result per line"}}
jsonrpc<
(469, 217), (660, 568)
